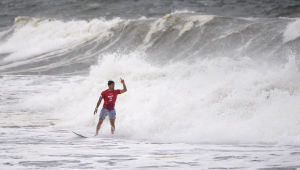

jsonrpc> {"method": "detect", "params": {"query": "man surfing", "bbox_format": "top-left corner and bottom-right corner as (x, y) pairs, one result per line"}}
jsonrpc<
(93, 78), (127, 135)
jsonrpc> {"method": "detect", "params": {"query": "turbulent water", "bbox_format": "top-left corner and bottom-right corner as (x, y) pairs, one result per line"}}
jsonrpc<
(1, 0), (300, 169)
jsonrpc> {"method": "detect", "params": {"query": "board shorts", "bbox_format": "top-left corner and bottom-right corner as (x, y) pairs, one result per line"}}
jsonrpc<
(99, 107), (116, 119)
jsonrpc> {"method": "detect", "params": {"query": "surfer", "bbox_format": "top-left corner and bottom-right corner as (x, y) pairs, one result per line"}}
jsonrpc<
(93, 78), (127, 135)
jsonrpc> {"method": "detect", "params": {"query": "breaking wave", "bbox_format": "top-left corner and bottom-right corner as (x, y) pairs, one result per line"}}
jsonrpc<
(4, 11), (300, 144)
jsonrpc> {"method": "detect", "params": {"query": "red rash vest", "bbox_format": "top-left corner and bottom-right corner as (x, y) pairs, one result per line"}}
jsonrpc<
(101, 89), (121, 110)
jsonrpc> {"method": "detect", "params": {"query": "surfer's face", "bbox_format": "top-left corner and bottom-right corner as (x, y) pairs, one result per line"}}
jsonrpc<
(108, 83), (114, 89)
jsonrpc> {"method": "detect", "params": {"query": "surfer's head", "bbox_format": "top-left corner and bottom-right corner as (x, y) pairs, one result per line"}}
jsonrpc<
(108, 80), (115, 89)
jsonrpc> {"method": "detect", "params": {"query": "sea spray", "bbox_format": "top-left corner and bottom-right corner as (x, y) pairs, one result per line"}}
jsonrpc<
(20, 52), (300, 144)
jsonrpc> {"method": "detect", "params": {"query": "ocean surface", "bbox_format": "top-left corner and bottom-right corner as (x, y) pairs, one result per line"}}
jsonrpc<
(1, 0), (300, 169)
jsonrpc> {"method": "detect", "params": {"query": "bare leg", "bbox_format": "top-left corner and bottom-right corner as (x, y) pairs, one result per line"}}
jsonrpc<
(109, 119), (115, 134)
(95, 118), (104, 136)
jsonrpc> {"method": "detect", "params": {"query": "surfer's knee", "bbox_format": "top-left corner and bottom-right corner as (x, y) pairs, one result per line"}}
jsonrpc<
(109, 119), (115, 124)
(97, 119), (104, 126)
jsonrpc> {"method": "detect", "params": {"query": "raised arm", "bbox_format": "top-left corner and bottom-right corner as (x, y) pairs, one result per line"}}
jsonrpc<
(94, 95), (102, 115)
(120, 78), (127, 94)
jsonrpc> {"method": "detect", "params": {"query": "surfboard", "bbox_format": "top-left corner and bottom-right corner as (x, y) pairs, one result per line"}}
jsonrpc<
(72, 131), (88, 138)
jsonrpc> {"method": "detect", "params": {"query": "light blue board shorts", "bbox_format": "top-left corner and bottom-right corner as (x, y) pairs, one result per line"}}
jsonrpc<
(99, 107), (116, 119)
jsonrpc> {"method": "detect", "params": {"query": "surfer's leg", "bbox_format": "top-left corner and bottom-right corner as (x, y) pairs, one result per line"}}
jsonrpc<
(109, 119), (115, 134)
(96, 108), (107, 135)
(108, 109), (116, 134)
(96, 118), (104, 136)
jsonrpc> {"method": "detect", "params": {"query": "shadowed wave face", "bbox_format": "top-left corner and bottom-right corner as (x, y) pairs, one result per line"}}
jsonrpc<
(1, 0), (300, 23)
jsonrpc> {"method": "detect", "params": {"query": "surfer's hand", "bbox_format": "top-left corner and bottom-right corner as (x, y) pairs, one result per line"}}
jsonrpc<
(94, 108), (98, 115)
(120, 78), (125, 84)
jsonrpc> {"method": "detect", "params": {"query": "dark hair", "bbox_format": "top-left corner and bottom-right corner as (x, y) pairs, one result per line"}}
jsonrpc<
(108, 80), (114, 85)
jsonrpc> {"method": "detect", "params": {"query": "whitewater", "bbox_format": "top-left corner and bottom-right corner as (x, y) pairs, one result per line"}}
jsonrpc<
(1, 1), (300, 169)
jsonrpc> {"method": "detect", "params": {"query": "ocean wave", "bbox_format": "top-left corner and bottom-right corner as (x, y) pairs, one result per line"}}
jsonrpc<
(0, 12), (299, 75)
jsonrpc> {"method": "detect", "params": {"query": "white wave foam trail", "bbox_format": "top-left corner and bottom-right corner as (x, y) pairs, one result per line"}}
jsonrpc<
(0, 17), (121, 63)
(283, 18), (300, 43)
(22, 52), (300, 144)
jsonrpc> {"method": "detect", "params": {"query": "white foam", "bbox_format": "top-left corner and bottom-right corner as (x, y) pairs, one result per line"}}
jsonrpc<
(22, 52), (300, 144)
(283, 18), (300, 43)
(0, 17), (121, 63)
(142, 13), (214, 50)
